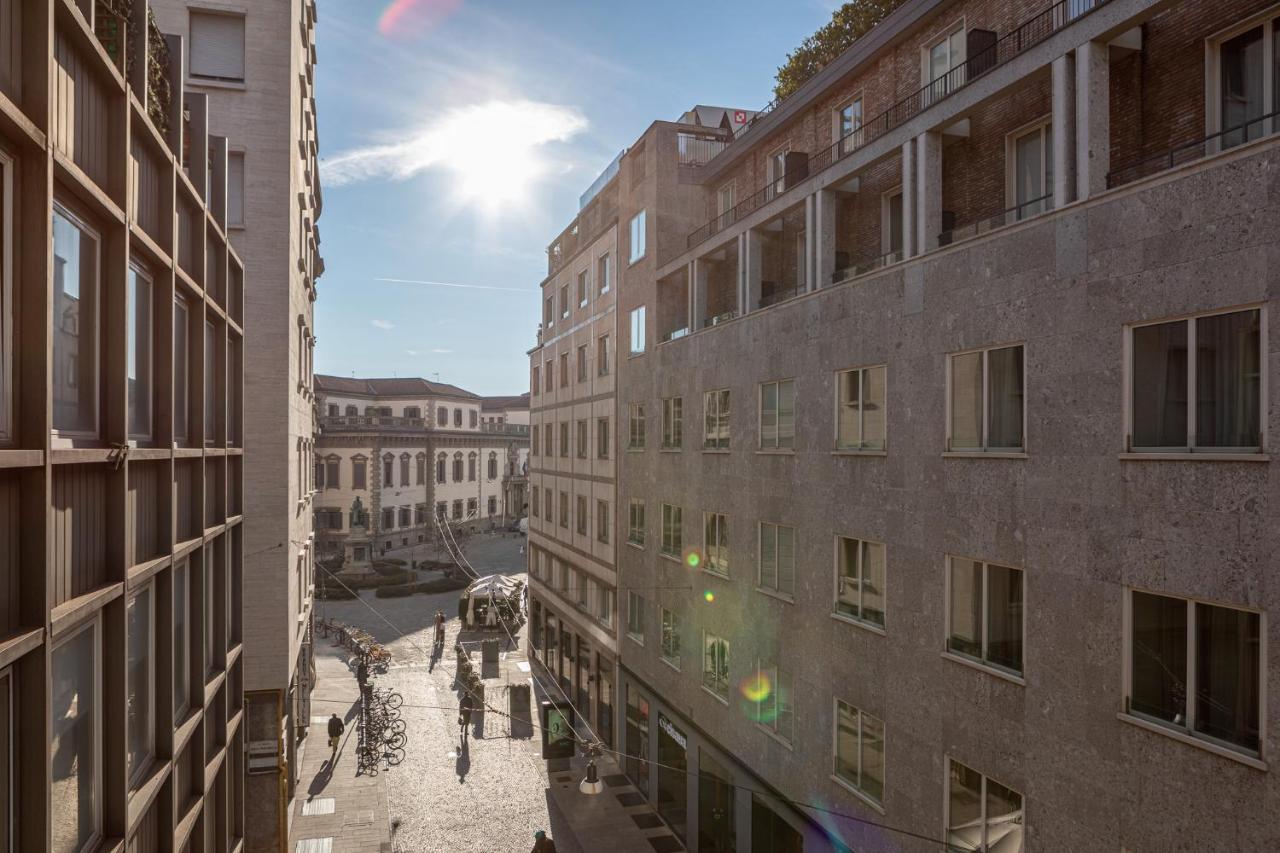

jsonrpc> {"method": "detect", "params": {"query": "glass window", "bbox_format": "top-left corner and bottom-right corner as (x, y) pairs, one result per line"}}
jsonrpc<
(597, 499), (609, 543)
(127, 265), (153, 439)
(173, 561), (190, 716)
(759, 380), (795, 449)
(227, 151), (245, 226)
(836, 366), (885, 450)
(1129, 591), (1261, 753)
(946, 760), (1023, 853)
(576, 495), (587, 535)
(661, 609), (681, 667)
(189, 11), (246, 83)
(577, 270), (589, 307)
(559, 491), (568, 528)
(629, 403), (646, 449)
(836, 536), (886, 628)
(627, 592), (645, 642)
(53, 207), (100, 435)
(1012, 122), (1053, 218)
(630, 307), (646, 355)
(559, 285), (569, 320)
(661, 504), (682, 557)
(702, 632), (730, 699)
(948, 345), (1024, 452)
(126, 587), (153, 786)
(703, 389), (730, 449)
(758, 522), (795, 597)
(752, 663), (793, 742)
(628, 499), (646, 546)
(204, 320), (217, 443)
(598, 335), (610, 376)
(576, 420), (588, 459)
(598, 253), (611, 293)
(926, 24), (967, 95)
(834, 700), (884, 805)
(629, 210), (647, 263)
(352, 456), (367, 490)
(1130, 309), (1261, 451)
(0, 153), (11, 443)
(1218, 25), (1265, 149)
(704, 512), (728, 576)
(597, 417), (610, 459)
(837, 98), (863, 154)
(51, 620), (99, 853)
(577, 345), (588, 383)
(662, 397), (683, 448)
(947, 557), (1023, 676)
(399, 455), (410, 485)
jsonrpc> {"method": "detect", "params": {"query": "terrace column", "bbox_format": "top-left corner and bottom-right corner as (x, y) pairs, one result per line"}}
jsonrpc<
(1051, 52), (1077, 208)
(814, 189), (837, 289)
(688, 259), (708, 330)
(742, 229), (762, 314)
(1075, 40), (1110, 200)
(804, 195), (816, 292)
(916, 131), (942, 254)
(901, 139), (916, 260)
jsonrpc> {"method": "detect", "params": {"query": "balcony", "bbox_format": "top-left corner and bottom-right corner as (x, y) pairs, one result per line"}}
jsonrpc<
(320, 415), (428, 432)
(938, 193), (1055, 248)
(480, 422), (530, 437)
(677, 132), (729, 167)
(1107, 108), (1280, 189)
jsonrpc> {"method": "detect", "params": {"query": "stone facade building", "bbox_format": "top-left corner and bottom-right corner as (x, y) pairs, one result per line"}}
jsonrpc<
(313, 377), (529, 565)
(0, 1), (247, 849)
(147, 1), (323, 849)
(534, 0), (1280, 850)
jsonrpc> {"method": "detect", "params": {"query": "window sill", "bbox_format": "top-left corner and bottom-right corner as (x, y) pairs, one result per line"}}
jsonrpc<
(942, 451), (1028, 459)
(701, 686), (730, 706)
(757, 724), (794, 752)
(755, 448), (795, 456)
(626, 541), (646, 551)
(659, 553), (682, 564)
(702, 568), (730, 582)
(831, 449), (887, 457)
(626, 446), (646, 453)
(659, 447), (682, 453)
(660, 657), (681, 673)
(702, 447), (730, 454)
(626, 633), (644, 647)
(187, 77), (247, 91)
(628, 351), (646, 359)
(1117, 713), (1268, 771)
(829, 775), (886, 814)
(1118, 452), (1269, 463)
(755, 587), (795, 605)
(831, 612), (887, 636)
(941, 651), (1025, 685)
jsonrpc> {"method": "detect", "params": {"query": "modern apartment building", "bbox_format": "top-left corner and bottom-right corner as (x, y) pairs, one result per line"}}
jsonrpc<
(147, 2), (323, 849)
(594, 0), (1280, 850)
(312, 377), (529, 564)
(0, 1), (246, 850)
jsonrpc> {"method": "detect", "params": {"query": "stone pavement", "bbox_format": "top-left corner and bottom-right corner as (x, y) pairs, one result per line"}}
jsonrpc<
(309, 533), (685, 853)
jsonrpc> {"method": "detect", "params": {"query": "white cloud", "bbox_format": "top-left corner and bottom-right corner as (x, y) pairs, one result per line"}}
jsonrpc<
(322, 99), (588, 188)
(405, 349), (419, 356)
(371, 319), (395, 330)
(430, 348), (454, 354)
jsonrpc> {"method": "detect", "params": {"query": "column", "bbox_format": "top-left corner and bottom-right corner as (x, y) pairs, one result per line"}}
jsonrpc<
(1075, 40), (1110, 201)
(900, 139), (915, 260)
(916, 131), (941, 255)
(1051, 52), (1077, 208)
(803, 194), (816, 292)
(735, 233), (747, 315)
(688, 259), (708, 330)
(743, 229), (762, 314)
(814, 189), (837, 289)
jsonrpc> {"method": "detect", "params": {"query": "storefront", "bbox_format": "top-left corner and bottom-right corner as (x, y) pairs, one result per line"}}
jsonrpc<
(576, 635), (592, 726)
(656, 712), (688, 843)
(596, 653), (615, 748)
(698, 749), (735, 851)
(624, 685), (650, 795)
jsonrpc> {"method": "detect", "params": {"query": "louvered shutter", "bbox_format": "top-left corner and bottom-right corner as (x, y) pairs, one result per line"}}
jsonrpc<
(190, 13), (245, 82)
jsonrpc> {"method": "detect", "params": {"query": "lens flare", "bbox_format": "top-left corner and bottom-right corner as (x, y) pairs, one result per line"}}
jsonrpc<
(378, 0), (461, 39)
(740, 671), (772, 704)
(702, 590), (715, 603)
(684, 549), (702, 569)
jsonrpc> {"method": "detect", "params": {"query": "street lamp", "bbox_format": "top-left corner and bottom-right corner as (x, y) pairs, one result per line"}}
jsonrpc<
(579, 742), (604, 795)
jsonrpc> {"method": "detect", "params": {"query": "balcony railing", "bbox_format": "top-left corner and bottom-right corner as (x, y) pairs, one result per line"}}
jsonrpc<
(687, 174), (797, 249)
(686, 0), (1111, 255)
(661, 327), (691, 343)
(321, 415), (428, 430)
(703, 309), (738, 328)
(938, 193), (1055, 247)
(677, 132), (730, 167)
(758, 285), (802, 309)
(480, 423), (530, 436)
(1107, 109), (1280, 189)
(832, 249), (905, 285)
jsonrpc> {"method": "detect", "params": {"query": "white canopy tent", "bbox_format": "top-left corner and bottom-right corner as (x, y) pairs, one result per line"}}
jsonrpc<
(460, 574), (524, 627)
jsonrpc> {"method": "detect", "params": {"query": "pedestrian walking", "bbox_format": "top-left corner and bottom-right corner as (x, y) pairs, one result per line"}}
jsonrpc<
(326, 713), (345, 764)
(531, 829), (557, 852)
(433, 609), (446, 650)
(458, 691), (475, 740)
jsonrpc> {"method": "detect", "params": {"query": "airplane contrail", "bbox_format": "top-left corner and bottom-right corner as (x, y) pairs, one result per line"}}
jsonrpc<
(373, 276), (538, 293)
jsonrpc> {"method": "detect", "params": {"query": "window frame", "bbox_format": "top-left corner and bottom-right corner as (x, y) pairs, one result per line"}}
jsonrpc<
(627, 592), (645, 644)
(1004, 115), (1054, 219)
(577, 268), (589, 308)
(597, 334), (610, 376)
(629, 402), (646, 450)
(758, 379), (796, 450)
(1204, 11), (1280, 148)
(126, 584), (156, 789)
(598, 252), (611, 294)
(833, 535), (887, 631)
(834, 365), (887, 452)
(757, 521), (795, 599)
(52, 201), (102, 440)
(597, 417), (610, 459)
(0, 150), (11, 444)
(50, 615), (103, 853)
(703, 388), (730, 450)
(754, 661), (793, 744)
(945, 343), (1027, 453)
(922, 18), (967, 96)
(630, 306), (647, 355)
(701, 630), (730, 701)
(126, 261), (155, 442)
(661, 396), (683, 449)
(832, 698), (885, 808)
(188, 9), (247, 84)
(660, 608), (681, 669)
(660, 503), (682, 558)
(943, 758), (1024, 853)
(834, 94), (864, 154)
(627, 498), (646, 546)
(1123, 306), (1267, 454)
(703, 511), (729, 576)
(943, 555), (1026, 680)
(629, 210), (647, 264)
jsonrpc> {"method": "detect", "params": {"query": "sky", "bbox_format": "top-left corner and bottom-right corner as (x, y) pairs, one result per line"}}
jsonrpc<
(313, 0), (839, 396)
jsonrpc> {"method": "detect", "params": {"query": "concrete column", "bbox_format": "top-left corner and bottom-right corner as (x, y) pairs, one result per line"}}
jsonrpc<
(1075, 40), (1110, 201)
(901, 139), (915, 260)
(803, 194), (816, 292)
(1051, 52), (1077, 208)
(814, 188), (837, 288)
(689, 259), (708, 330)
(916, 131), (942, 254)
(743, 229), (762, 314)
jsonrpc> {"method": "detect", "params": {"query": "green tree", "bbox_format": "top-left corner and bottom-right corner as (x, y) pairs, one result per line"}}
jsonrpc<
(773, 1), (909, 103)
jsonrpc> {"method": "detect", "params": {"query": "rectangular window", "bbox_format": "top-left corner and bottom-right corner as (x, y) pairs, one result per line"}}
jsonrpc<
(836, 537), (886, 628)
(1129, 309), (1262, 452)
(51, 619), (100, 853)
(0, 153), (11, 443)
(597, 499), (610, 543)
(559, 353), (569, 387)
(126, 586), (153, 787)
(661, 504), (682, 557)
(717, 183), (735, 218)
(629, 210), (647, 263)
(1127, 591), (1261, 754)
(204, 320), (217, 443)
(758, 522), (795, 597)
(766, 147), (788, 196)
(532, 424), (539, 456)
(834, 700), (884, 805)
(577, 269), (589, 307)
(452, 499), (463, 520)
(531, 365), (540, 395)
(628, 499), (646, 546)
(598, 586), (614, 626)
(545, 423), (554, 456)
(227, 151), (245, 227)
(946, 760), (1022, 853)
(1010, 120), (1053, 219)
(759, 380), (795, 449)
(755, 663), (793, 742)
(560, 284), (570, 320)
(629, 403), (646, 449)
(1213, 22), (1271, 150)
(597, 417), (610, 459)
(948, 345), (1024, 452)
(703, 388), (730, 449)
(531, 488), (540, 519)
(662, 397), (683, 448)
(351, 457), (366, 490)
(544, 488), (552, 524)
(545, 359), (554, 391)
(577, 344), (588, 383)
(598, 335), (610, 376)
(947, 557), (1024, 676)
(924, 23), (966, 98)
(836, 97), (864, 154)
(661, 609), (681, 667)
(559, 491), (569, 529)
(835, 366), (886, 451)
(598, 253), (611, 293)
(577, 495), (587, 535)
(190, 11), (246, 83)
(127, 265), (153, 439)
(560, 422), (569, 457)
(704, 512), (728, 576)
(173, 561), (190, 717)
(627, 592), (646, 642)
(466, 497), (477, 517)
(702, 632), (730, 699)
(630, 306), (647, 355)
(52, 206), (100, 435)
(577, 420), (588, 459)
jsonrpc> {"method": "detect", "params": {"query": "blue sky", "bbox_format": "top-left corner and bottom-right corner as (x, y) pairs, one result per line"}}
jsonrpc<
(314, 0), (837, 395)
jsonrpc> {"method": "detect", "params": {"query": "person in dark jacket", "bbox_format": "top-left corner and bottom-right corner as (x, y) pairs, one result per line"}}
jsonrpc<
(458, 691), (475, 740)
(326, 713), (345, 763)
(531, 829), (556, 852)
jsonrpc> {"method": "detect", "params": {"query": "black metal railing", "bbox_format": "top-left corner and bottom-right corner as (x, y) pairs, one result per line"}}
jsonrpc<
(831, 248), (905, 285)
(687, 175), (793, 249)
(677, 132), (730, 167)
(758, 285), (801, 309)
(686, 0), (1110, 255)
(1107, 109), (1280, 189)
(938, 193), (1054, 247)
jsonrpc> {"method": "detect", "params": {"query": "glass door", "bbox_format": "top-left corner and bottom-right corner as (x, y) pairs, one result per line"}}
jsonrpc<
(1013, 123), (1052, 219)
(1219, 25), (1264, 149)
(698, 749), (735, 852)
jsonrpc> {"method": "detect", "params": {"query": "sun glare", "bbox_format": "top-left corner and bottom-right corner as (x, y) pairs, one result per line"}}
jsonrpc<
(436, 102), (562, 210)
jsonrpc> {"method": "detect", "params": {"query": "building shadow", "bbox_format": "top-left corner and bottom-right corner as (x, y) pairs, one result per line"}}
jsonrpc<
(541, 790), (587, 853)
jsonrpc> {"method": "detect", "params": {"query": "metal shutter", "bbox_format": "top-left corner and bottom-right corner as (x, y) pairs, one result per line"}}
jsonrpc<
(227, 152), (244, 225)
(189, 12), (245, 81)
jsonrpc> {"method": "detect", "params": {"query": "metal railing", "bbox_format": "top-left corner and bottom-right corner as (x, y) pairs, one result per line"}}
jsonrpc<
(758, 285), (801, 309)
(832, 248), (905, 285)
(687, 175), (795, 249)
(938, 193), (1055, 247)
(686, 0), (1110, 255)
(1107, 109), (1280, 189)
(703, 309), (738, 328)
(660, 327), (691, 343)
(479, 422), (530, 436)
(321, 415), (429, 430)
(677, 133), (730, 167)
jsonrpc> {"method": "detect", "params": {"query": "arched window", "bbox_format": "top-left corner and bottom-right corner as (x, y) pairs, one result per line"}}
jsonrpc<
(452, 452), (463, 482)
(453, 408), (462, 427)
(437, 406), (447, 426)
(404, 406), (421, 419)
(382, 453), (395, 486)
(345, 404), (358, 416)
(487, 451), (498, 481)
(468, 452), (477, 482)
(436, 452), (446, 484)
(399, 453), (410, 486)
(415, 452), (427, 485)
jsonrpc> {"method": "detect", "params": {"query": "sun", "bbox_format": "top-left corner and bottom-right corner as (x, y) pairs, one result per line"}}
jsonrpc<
(434, 101), (556, 211)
